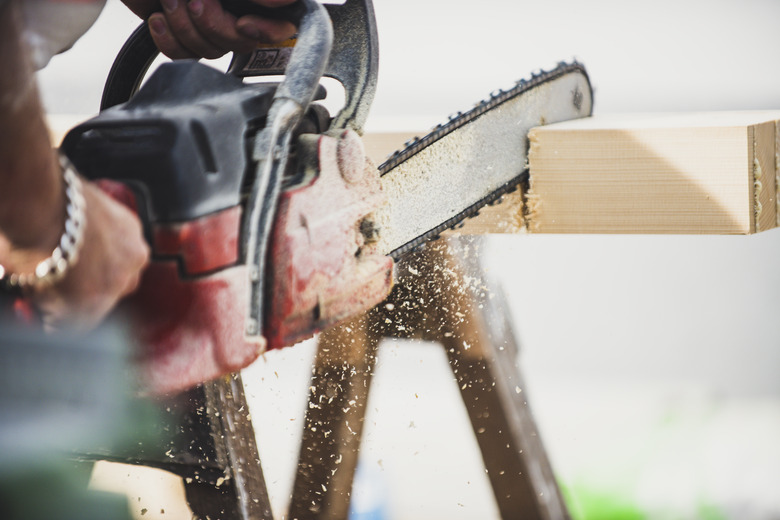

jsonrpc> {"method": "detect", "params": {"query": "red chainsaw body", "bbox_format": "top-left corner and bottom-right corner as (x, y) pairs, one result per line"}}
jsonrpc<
(96, 130), (391, 394)
(125, 262), (258, 395)
(264, 130), (393, 349)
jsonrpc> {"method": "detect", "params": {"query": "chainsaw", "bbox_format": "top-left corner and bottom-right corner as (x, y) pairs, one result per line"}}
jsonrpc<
(60, 0), (592, 394)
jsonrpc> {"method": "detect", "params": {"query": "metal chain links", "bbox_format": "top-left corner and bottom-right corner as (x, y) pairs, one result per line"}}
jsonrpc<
(0, 153), (86, 290)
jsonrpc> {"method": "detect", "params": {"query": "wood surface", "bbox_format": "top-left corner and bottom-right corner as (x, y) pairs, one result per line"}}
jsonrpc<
(526, 111), (780, 235)
(361, 131), (418, 167)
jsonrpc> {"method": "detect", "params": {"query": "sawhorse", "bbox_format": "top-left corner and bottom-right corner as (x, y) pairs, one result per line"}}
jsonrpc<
(287, 236), (569, 519)
(108, 236), (568, 519)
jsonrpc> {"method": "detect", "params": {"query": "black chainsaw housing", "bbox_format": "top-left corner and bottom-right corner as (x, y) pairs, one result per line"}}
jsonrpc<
(61, 61), (328, 233)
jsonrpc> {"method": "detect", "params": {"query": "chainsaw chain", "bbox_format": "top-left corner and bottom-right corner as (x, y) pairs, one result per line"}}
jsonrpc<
(380, 61), (586, 261)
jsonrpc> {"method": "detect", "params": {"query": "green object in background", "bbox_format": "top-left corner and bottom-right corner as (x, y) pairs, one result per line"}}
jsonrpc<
(0, 461), (132, 520)
(697, 504), (728, 520)
(560, 468), (731, 520)
(562, 482), (646, 520)
(0, 323), (158, 520)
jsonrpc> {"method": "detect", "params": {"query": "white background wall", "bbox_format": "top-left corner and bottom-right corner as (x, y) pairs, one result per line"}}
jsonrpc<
(39, 1), (780, 518)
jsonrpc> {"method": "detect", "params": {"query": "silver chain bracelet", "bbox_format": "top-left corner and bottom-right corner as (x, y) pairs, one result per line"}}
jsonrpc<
(0, 153), (87, 290)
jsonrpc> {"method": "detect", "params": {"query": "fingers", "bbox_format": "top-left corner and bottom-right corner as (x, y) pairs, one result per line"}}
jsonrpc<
(147, 0), (297, 61)
(150, 0), (225, 59)
(243, 0), (298, 41)
(188, 0), (262, 54)
(149, 13), (199, 59)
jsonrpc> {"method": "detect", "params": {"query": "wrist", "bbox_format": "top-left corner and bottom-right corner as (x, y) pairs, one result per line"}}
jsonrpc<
(0, 148), (64, 251)
(0, 154), (86, 290)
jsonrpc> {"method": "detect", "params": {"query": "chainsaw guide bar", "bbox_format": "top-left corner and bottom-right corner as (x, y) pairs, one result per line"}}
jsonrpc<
(375, 61), (593, 261)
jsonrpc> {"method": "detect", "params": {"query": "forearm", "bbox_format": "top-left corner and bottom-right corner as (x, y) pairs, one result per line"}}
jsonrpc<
(0, 0), (148, 331)
(0, 1), (63, 254)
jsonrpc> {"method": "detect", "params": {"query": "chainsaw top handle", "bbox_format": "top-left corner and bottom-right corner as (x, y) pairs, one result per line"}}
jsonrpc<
(101, 1), (378, 135)
(101, 0), (310, 110)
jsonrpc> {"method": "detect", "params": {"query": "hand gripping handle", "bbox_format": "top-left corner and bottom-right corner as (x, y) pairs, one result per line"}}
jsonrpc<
(101, 0), (313, 110)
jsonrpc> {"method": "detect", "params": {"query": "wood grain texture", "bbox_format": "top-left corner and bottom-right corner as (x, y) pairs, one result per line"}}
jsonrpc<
(526, 112), (780, 234)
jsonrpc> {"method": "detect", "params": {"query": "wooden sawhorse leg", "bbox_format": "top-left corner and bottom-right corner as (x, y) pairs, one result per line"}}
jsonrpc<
(290, 237), (569, 519)
(289, 311), (382, 520)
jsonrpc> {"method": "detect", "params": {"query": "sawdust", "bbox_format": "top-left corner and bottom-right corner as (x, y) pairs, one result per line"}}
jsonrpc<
(776, 120), (780, 228)
(524, 130), (543, 232)
(524, 192), (542, 233)
(754, 147), (764, 230)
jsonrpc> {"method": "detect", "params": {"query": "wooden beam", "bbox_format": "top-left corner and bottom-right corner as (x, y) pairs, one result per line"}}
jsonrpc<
(525, 112), (780, 234)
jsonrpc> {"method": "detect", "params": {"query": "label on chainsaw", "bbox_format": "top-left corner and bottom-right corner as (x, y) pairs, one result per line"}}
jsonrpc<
(241, 39), (297, 74)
